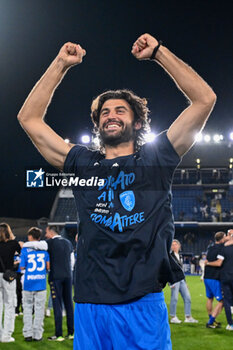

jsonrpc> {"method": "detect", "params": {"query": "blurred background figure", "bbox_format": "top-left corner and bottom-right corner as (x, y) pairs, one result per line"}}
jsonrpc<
(204, 232), (225, 329)
(20, 227), (50, 342)
(205, 231), (233, 330)
(14, 252), (23, 316)
(0, 223), (21, 343)
(169, 239), (198, 324)
(45, 225), (74, 341)
(199, 253), (207, 281)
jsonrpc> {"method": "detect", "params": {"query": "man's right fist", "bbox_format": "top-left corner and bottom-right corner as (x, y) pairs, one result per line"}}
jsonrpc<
(57, 42), (86, 68)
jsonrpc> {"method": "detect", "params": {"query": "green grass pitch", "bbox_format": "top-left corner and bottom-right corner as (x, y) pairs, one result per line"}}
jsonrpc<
(1, 276), (232, 349)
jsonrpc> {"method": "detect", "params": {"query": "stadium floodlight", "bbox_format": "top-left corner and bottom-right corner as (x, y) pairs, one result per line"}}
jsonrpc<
(64, 138), (70, 144)
(230, 132), (233, 141)
(144, 132), (157, 143)
(220, 134), (224, 140)
(213, 134), (221, 143)
(81, 135), (90, 144)
(204, 134), (211, 142)
(196, 158), (201, 164)
(195, 133), (203, 142)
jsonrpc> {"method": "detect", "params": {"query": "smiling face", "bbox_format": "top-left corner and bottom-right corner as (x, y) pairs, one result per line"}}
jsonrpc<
(98, 99), (141, 147)
(45, 227), (52, 239)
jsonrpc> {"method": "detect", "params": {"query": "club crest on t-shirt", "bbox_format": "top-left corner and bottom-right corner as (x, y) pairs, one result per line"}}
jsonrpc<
(119, 191), (135, 211)
(90, 170), (145, 232)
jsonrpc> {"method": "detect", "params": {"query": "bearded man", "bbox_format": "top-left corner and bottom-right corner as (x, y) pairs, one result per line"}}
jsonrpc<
(18, 33), (216, 349)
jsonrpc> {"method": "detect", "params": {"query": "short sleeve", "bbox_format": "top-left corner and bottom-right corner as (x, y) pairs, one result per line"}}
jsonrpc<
(142, 131), (181, 182)
(217, 254), (224, 260)
(64, 144), (99, 175)
(152, 131), (181, 168)
(64, 145), (84, 173)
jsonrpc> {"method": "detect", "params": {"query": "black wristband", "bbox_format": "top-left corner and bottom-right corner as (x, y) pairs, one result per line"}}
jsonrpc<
(150, 40), (163, 60)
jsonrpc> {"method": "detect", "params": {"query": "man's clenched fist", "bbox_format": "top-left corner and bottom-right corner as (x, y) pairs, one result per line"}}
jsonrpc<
(131, 33), (159, 60)
(57, 42), (86, 69)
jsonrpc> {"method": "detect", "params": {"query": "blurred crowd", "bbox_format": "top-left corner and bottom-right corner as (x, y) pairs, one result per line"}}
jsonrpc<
(169, 229), (233, 330)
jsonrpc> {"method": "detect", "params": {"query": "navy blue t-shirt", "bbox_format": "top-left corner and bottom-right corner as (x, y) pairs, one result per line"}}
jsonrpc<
(204, 243), (224, 280)
(64, 131), (184, 304)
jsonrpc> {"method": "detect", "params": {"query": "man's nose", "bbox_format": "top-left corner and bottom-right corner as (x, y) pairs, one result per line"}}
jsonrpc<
(108, 110), (117, 119)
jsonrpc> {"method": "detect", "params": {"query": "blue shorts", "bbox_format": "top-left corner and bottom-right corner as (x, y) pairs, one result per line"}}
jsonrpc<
(74, 292), (171, 350)
(204, 279), (223, 301)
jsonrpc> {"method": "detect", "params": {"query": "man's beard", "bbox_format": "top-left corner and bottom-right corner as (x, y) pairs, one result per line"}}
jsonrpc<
(99, 123), (135, 147)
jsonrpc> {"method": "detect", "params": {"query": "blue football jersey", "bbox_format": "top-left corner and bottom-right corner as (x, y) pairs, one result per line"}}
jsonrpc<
(14, 254), (21, 273)
(20, 247), (49, 291)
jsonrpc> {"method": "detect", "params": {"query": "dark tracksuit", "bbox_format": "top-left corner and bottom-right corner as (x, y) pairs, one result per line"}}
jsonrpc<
(47, 236), (74, 337)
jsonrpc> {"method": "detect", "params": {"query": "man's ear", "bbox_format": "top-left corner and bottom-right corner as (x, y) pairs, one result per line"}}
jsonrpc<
(134, 121), (142, 130)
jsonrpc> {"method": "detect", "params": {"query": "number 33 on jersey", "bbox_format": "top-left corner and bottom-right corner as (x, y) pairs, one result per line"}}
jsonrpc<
(20, 247), (50, 291)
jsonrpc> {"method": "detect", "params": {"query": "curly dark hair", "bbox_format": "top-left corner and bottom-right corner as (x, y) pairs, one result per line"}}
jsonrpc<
(90, 89), (151, 152)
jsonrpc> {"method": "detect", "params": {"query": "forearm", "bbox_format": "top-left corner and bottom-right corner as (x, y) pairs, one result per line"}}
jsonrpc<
(23, 240), (48, 251)
(16, 41), (86, 168)
(206, 259), (223, 267)
(132, 33), (216, 156)
(206, 262), (219, 267)
(155, 46), (216, 105)
(17, 58), (68, 124)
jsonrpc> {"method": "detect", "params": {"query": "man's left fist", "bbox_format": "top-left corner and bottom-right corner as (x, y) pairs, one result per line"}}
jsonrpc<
(131, 33), (159, 60)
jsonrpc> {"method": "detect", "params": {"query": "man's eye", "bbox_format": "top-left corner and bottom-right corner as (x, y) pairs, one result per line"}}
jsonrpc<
(117, 109), (125, 114)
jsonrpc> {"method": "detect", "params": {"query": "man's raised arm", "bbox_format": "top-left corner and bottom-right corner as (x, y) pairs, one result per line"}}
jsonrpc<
(17, 43), (86, 170)
(132, 34), (216, 157)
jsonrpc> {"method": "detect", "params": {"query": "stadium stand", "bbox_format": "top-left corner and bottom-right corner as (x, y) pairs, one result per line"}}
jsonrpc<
(49, 189), (77, 223)
(49, 170), (233, 224)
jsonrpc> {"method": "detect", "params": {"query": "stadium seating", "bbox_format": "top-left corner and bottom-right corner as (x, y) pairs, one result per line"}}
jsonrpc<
(52, 197), (77, 222)
(50, 184), (233, 224)
(48, 168), (232, 261)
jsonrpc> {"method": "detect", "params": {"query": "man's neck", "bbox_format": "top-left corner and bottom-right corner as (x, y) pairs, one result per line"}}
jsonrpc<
(105, 141), (135, 159)
(225, 239), (233, 246)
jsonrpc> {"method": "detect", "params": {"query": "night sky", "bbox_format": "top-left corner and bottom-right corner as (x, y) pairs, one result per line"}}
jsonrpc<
(0, 0), (232, 219)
